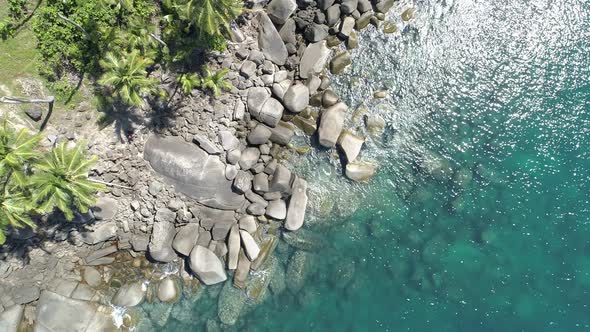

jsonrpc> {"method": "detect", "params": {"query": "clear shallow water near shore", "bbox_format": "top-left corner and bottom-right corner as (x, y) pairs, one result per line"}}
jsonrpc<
(153, 0), (590, 330)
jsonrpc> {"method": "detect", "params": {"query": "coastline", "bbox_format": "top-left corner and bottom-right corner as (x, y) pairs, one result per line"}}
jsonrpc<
(0, 0), (409, 330)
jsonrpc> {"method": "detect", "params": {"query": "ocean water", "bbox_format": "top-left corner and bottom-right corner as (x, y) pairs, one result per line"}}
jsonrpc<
(150, 0), (590, 330)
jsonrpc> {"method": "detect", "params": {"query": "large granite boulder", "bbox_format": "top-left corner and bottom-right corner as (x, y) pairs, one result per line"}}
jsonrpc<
(247, 87), (271, 117)
(267, 0), (297, 25)
(111, 281), (146, 307)
(318, 102), (347, 147)
(300, 41), (331, 79)
(172, 223), (200, 256)
(35, 291), (116, 331)
(258, 13), (288, 65)
(257, 97), (284, 127)
(144, 135), (245, 210)
(283, 84), (310, 113)
(189, 245), (227, 285)
(0, 305), (23, 332)
(148, 220), (176, 262)
(285, 178), (308, 231)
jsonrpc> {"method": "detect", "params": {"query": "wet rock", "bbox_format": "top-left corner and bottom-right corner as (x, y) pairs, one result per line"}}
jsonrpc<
(247, 124), (272, 145)
(365, 114), (386, 135)
(157, 277), (181, 303)
(149, 220), (176, 262)
(356, 11), (373, 30)
(173, 223), (200, 256)
(330, 51), (352, 74)
(419, 151), (453, 181)
(347, 30), (359, 49)
(383, 21), (398, 33)
(268, 121), (295, 145)
(292, 115), (317, 135)
(283, 84), (310, 113)
(287, 251), (310, 293)
(227, 225), (241, 269)
(269, 260), (287, 295)
(218, 280), (247, 325)
(345, 161), (377, 182)
(373, 89), (388, 98)
(322, 89), (339, 107)
(267, 0), (297, 25)
(189, 245), (227, 285)
(266, 199), (287, 220)
(318, 102), (347, 147)
(80, 222), (118, 245)
(402, 7), (416, 21)
(300, 41), (331, 79)
(284, 178), (308, 231)
(0, 305), (22, 331)
(92, 197), (118, 221)
(240, 230), (261, 261)
(144, 136), (244, 210)
(193, 135), (221, 155)
(375, 0), (395, 13)
(338, 131), (364, 162)
(258, 12), (288, 65)
(233, 251), (251, 289)
(239, 148), (261, 170)
(282, 228), (326, 251)
(36, 291), (115, 331)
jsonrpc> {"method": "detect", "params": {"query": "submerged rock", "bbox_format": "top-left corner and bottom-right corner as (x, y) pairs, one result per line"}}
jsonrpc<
(157, 277), (181, 303)
(112, 281), (146, 307)
(286, 251), (311, 293)
(36, 291), (116, 331)
(330, 51), (352, 74)
(282, 228), (327, 251)
(218, 280), (247, 326)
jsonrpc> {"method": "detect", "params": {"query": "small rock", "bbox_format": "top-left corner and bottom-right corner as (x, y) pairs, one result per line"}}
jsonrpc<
(24, 106), (43, 121)
(240, 230), (261, 261)
(267, 0), (297, 25)
(193, 135), (221, 155)
(239, 148), (261, 170)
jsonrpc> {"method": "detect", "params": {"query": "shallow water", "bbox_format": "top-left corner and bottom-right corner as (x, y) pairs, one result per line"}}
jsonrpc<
(150, 0), (590, 330)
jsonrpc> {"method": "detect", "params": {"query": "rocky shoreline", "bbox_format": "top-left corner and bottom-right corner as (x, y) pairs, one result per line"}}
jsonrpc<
(0, 0), (409, 330)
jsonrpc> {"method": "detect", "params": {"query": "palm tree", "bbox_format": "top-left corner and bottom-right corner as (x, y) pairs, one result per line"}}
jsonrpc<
(0, 192), (35, 245)
(98, 50), (157, 107)
(0, 121), (41, 187)
(164, 0), (242, 38)
(177, 73), (201, 95)
(200, 66), (232, 97)
(30, 142), (104, 221)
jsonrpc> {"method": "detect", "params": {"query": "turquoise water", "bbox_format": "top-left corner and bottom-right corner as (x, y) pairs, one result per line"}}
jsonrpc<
(150, 0), (590, 330)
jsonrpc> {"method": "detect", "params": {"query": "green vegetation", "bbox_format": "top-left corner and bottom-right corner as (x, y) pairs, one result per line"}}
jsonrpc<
(0, 120), (104, 244)
(199, 66), (232, 97)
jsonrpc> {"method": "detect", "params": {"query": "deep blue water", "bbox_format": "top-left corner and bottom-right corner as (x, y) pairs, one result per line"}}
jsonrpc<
(149, 0), (590, 330)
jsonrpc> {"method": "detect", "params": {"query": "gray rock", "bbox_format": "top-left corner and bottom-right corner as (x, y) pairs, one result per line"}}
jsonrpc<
(238, 216), (258, 233)
(84, 245), (118, 264)
(278, 18), (297, 45)
(173, 223), (200, 256)
(24, 106), (43, 121)
(144, 136), (245, 210)
(167, 199), (184, 211)
(111, 281), (146, 307)
(272, 79), (292, 100)
(267, 0), (297, 25)
(193, 135), (221, 155)
(341, 0), (358, 14)
(285, 178), (308, 231)
(257, 97), (284, 127)
(189, 245), (227, 285)
(304, 23), (329, 42)
(357, 0), (371, 12)
(149, 181), (163, 196)
(240, 60), (257, 78)
(233, 252), (251, 289)
(283, 84), (310, 113)
(212, 218), (236, 240)
(92, 197), (118, 221)
(80, 222), (118, 245)
(318, 102), (347, 147)
(196, 231), (212, 247)
(225, 164), (238, 180)
(247, 87), (271, 117)
(268, 121), (295, 145)
(36, 291), (116, 331)
(131, 234), (149, 252)
(240, 230), (260, 261)
(218, 131), (239, 151)
(249, 49), (265, 64)
(266, 199), (287, 220)
(83, 267), (102, 287)
(70, 283), (96, 301)
(239, 148), (261, 170)
(234, 100), (246, 120)
(247, 203), (266, 216)
(12, 286), (40, 304)
(227, 149), (241, 165)
(270, 164), (292, 193)
(326, 4), (341, 26)
(307, 75), (322, 95)
(227, 225), (240, 269)
(155, 207), (176, 223)
(322, 89), (339, 107)
(338, 131), (364, 162)
(330, 51), (352, 74)
(318, 0), (335, 10)
(339, 16), (356, 37)
(157, 277), (180, 303)
(248, 124), (272, 145)
(345, 161), (377, 182)
(233, 171), (253, 194)
(0, 305), (22, 332)
(299, 41), (331, 79)
(253, 172), (270, 193)
(149, 220), (176, 262)
(258, 12), (288, 65)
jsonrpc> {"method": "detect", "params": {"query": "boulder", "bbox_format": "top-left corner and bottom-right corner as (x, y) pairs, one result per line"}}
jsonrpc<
(0, 305), (22, 331)
(270, 164), (292, 193)
(341, 0), (358, 14)
(111, 281), (146, 307)
(284, 178), (308, 231)
(330, 51), (352, 74)
(218, 280), (247, 326)
(300, 41), (331, 79)
(326, 4), (341, 26)
(318, 0), (335, 10)
(233, 171), (253, 194)
(240, 230), (261, 261)
(338, 131), (364, 162)
(318, 102), (347, 148)
(253, 173), (270, 193)
(193, 135), (221, 155)
(257, 98), (284, 127)
(157, 277), (181, 303)
(283, 84), (310, 113)
(149, 220), (176, 262)
(144, 136), (244, 210)
(227, 225), (241, 269)
(247, 124), (272, 145)
(268, 121), (295, 145)
(345, 162), (377, 182)
(35, 291), (116, 331)
(211, 218), (236, 240)
(92, 197), (118, 221)
(267, 0), (297, 25)
(278, 18), (297, 45)
(304, 24), (329, 42)
(238, 216), (258, 233)
(225, 164), (238, 180)
(266, 199), (287, 220)
(80, 222), (118, 245)
(258, 13), (288, 65)
(83, 267), (102, 287)
(227, 149), (241, 164)
(272, 79), (292, 100)
(172, 223), (200, 256)
(189, 245), (227, 285)
(240, 60), (257, 78)
(247, 202), (266, 216)
(155, 207), (176, 223)
(339, 16), (356, 37)
(247, 87), (271, 119)
(218, 131), (240, 151)
(24, 106), (43, 121)
(239, 148), (261, 170)
(234, 251), (251, 289)
(322, 89), (339, 107)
